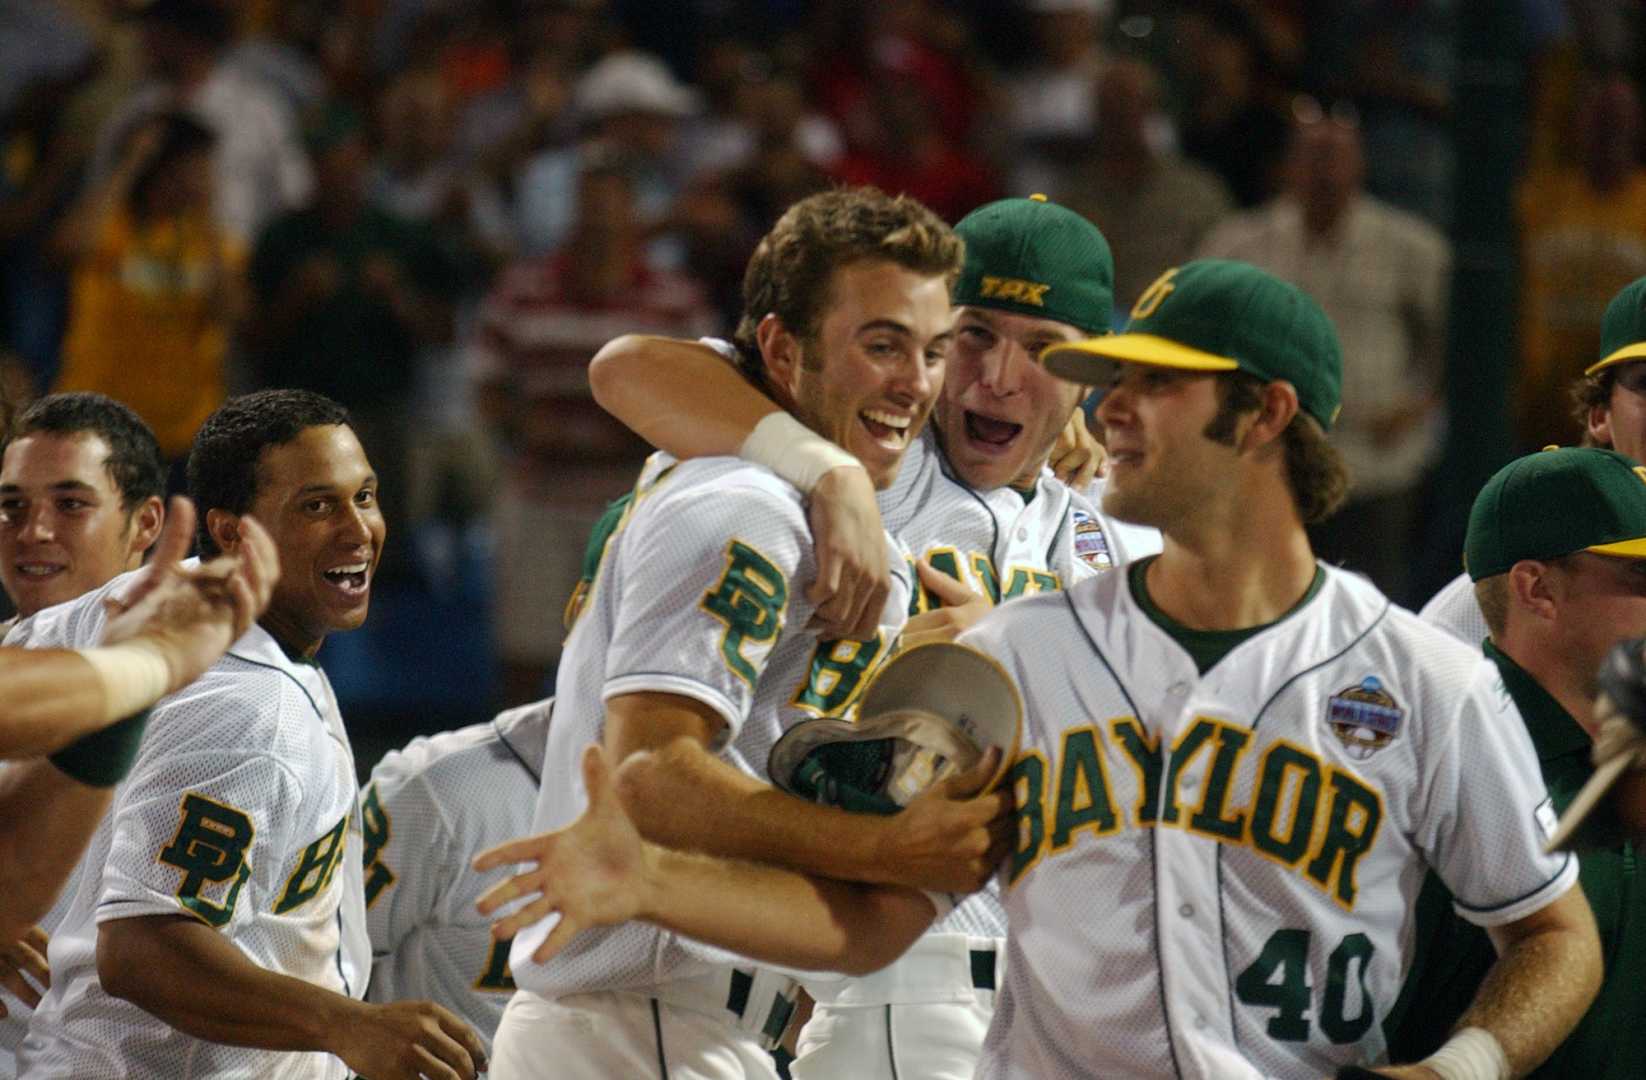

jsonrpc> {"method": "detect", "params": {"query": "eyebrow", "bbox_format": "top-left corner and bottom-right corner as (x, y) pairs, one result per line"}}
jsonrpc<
(294, 476), (377, 497)
(854, 319), (916, 338)
(0, 480), (100, 495)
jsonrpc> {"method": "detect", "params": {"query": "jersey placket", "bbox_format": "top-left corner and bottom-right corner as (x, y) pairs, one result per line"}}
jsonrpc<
(1151, 669), (1240, 1080)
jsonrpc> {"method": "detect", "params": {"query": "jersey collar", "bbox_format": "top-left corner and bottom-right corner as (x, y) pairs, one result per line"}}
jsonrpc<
(1483, 638), (1592, 765)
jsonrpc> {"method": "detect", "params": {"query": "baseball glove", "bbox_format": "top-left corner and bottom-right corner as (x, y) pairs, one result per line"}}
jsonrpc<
(1546, 635), (1646, 851)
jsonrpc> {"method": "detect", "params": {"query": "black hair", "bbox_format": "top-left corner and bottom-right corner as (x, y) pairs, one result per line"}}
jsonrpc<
(6, 392), (165, 512)
(128, 111), (216, 215)
(188, 389), (352, 555)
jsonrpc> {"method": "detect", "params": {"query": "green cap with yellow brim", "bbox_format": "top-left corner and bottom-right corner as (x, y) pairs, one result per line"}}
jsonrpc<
(1586, 275), (1646, 376)
(1040, 258), (1343, 432)
(1464, 446), (1646, 581)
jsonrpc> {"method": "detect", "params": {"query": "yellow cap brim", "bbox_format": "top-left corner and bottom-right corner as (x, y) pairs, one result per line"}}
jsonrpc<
(1585, 343), (1646, 376)
(1042, 333), (1240, 386)
(1587, 536), (1646, 558)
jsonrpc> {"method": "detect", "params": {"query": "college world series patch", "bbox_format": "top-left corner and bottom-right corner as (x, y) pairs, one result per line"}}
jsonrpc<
(1326, 677), (1403, 760)
(1071, 508), (1114, 572)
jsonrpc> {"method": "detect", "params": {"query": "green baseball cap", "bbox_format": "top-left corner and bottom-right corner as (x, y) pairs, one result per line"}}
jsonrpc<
(1465, 446), (1646, 581)
(951, 195), (1114, 335)
(1040, 259), (1344, 431)
(1586, 275), (1646, 375)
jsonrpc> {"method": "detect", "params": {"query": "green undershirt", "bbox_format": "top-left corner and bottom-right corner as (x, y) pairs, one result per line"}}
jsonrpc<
(1129, 556), (1327, 674)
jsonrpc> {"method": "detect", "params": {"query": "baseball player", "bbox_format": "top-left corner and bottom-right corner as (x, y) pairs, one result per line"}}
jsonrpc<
(484, 260), (1603, 1080)
(1424, 274), (1646, 645)
(1390, 447), (1646, 1079)
(485, 186), (1002, 1080)
(361, 698), (552, 1052)
(13, 390), (486, 1080)
(583, 195), (1159, 1078)
(0, 392), (168, 1074)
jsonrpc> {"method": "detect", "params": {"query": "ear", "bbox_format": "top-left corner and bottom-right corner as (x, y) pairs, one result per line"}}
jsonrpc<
(129, 495), (165, 557)
(1506, 560), (1560, 624)
(205, 507), (242, 555)
(1589, 402), (1614, 448)
(1241, 380), (1301, 452)
(756, 313), (803, 398)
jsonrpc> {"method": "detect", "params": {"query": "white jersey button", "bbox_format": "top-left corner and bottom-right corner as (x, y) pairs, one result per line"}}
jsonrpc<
(1016, 527), (1028, 541)
(1168, 681), (1188, 696)
(1193, 1015), (1207, 1029)
(1180, 772), (1199, 791)
(1178, 903), (1194, 918)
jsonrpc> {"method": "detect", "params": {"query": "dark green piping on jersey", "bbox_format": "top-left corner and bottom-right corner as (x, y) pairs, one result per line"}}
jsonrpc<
(224, 650), (327, 724)
(1060, 587), (1187, 1080)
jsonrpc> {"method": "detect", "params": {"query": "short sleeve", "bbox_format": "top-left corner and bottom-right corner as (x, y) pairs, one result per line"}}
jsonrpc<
(1414, 664), (1578, 927)
(361, 762), (455, 958)
(97, 742), (302, 931)
(602, 479), (812, 744)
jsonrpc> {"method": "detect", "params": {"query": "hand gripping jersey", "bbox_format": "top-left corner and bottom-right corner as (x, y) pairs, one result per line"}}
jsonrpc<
(510, 456), (914, 995)
(14, 571), (369, 1079)
(1419, 571), (1490, 650)
(362, 700), (550, 1051)
(959, 564), (1576, 1080)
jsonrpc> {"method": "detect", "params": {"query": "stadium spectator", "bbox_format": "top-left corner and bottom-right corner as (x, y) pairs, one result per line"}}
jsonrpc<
(1061, 57), (1232, 311)
(87, 0), (312, 247)
(1200, 99), (1450, 605)
(467, 152), (717, 704)
(52, 112), (241, 470)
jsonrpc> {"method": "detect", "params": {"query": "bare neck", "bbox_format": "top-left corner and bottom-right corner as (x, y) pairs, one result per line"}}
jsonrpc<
(1494, 626), (1600, 737)
(1145, 477), (1317, 630)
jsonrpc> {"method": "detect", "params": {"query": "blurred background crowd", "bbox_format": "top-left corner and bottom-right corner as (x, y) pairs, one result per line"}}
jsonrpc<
(0, 0), (1638, 766)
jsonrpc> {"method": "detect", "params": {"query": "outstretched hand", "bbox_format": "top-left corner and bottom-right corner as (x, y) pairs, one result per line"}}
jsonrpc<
(102, 498), (279, 693)
(474, 744), (650, 965)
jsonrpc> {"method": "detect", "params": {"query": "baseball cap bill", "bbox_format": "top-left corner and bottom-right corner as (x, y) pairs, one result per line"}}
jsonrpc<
(1040, 259), (1344, 431)
(768, 642), (1023, 812)
(951, 195), (1115, 335)
(1465, 447), (1646, 581)
(1586, 275), (1646, 375)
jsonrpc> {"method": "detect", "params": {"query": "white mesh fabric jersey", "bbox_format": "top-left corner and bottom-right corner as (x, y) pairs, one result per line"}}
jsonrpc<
(960, 565), (1576, 1080)
(511, 456), (914, 996)
(15, 572), (368, 1079)
(1418, 571), (1490, 651)
(363, 700), (550, 1051)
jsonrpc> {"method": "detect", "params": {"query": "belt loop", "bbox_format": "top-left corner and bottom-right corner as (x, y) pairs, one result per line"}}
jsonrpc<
(726, 969), (753, 1018)
(970, 949), (997, 991)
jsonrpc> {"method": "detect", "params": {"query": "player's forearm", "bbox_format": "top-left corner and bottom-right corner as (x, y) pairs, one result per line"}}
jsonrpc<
(1460, 891), (1602, 1076)
(97, 914), (363, 1055)
(0, 648), (126, 756)
(588, 334), (778, 458)
(0, 760), (112, 935)
(638, 843), (934, 975)
(616, 736), (901, 883)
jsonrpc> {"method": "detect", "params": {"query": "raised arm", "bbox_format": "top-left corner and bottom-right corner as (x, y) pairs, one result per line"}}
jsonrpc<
(97, 914), (489, 1080)
(476, 745), (940, 974)
(589, 334), (888, 639)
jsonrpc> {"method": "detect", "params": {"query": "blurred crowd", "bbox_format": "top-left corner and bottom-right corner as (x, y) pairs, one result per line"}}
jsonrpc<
(1, 0), (1643, 731)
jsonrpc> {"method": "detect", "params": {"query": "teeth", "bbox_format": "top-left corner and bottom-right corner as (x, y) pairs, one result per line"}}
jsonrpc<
(862, 409), (911, 430)
(327, 564), (368, 575)
(17, 564), (62, 576)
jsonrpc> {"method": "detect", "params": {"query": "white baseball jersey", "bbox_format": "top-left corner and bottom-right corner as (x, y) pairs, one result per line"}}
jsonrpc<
(362, 699), (550, 1050)
(959, 563), (1576, 1079)
(14, 571), (370, 1079)
(511, 455), (914, 996)
(1419, 571), (1489, 650)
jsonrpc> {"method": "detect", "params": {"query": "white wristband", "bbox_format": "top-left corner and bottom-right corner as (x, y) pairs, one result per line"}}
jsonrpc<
(1421, 1027), (1510, 1080)
(739, 411), (862, 495)
(920, 889), (958, 920)
(78, 640), (175, 722)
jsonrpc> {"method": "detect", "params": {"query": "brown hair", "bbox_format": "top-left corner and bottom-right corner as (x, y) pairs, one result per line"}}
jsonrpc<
(731, 186), (963, 384)
(1570, 369), (1613, 447)
(1205, 371), (1350, 524)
